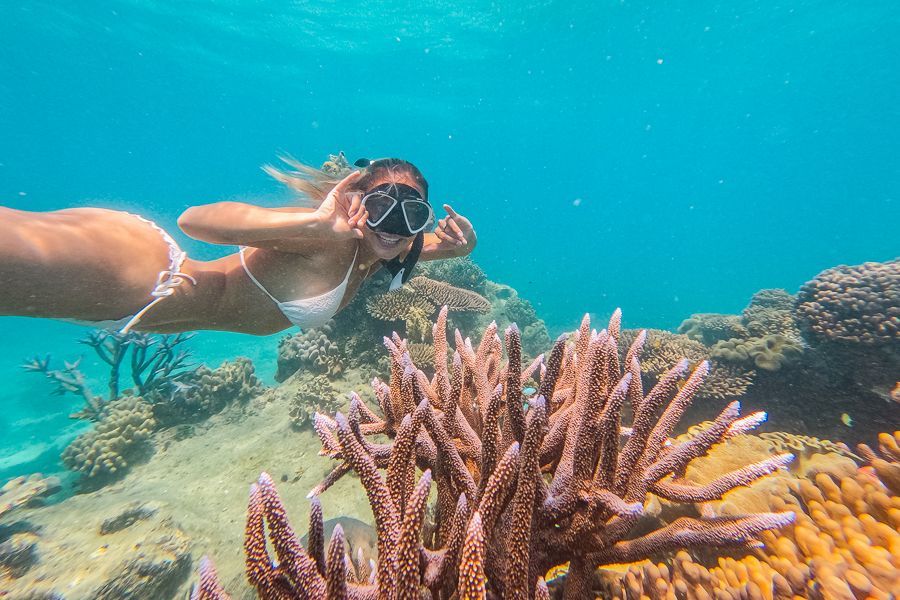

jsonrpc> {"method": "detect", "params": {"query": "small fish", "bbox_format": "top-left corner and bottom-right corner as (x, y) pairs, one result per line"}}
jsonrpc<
(523, 386), (537, 396)
(840, 413), (853, 427)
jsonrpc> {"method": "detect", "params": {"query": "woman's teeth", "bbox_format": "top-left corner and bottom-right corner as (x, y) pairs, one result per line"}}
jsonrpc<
(376, 232), (403, 245)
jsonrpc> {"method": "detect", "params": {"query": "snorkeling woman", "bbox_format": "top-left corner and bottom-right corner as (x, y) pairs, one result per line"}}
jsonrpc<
(0, 157), (476, 335)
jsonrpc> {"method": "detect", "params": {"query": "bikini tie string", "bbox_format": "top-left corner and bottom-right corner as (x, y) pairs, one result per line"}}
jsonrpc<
(119, 268), (197, 334)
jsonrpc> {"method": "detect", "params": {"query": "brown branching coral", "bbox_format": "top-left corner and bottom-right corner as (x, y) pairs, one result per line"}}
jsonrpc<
(194, 307), (795, 598)
(795, 258), (900, 345)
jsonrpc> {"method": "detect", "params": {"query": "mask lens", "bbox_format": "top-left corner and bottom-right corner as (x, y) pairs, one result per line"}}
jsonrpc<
(362, 193), (396, 225)
(402, 200), (433, 232)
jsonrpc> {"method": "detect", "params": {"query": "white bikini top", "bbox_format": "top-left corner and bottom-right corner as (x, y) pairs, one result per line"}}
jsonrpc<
(239, 246), (358, 330)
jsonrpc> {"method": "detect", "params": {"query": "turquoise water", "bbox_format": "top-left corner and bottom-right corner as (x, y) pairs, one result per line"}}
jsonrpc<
(0, 2), (897, 477)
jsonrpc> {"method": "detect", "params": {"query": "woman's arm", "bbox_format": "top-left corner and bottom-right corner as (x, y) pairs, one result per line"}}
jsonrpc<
(177, 171), (366, 251)
(178, 203), (323, 246)
(421, 204), (477, 261)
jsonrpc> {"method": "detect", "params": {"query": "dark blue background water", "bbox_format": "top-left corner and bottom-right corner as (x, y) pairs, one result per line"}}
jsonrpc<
(0, 1), (897, 477)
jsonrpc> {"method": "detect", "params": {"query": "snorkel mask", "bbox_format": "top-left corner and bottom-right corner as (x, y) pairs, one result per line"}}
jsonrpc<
(355, 158), (434, 290)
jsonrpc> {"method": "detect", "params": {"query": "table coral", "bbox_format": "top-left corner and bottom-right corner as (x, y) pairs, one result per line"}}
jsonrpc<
(795, 258), (900, 345)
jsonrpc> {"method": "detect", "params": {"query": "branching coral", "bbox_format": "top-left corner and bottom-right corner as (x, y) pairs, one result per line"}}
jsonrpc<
(24, 330), (195, 421)
(276, 324), (344, 382)
(195, 307), (795, 598)
(61, 397), (156, 480)
(795, 259), (900, 345)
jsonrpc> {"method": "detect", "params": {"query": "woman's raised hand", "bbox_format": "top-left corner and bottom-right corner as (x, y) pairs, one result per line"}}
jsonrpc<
(314, 171), (367, 239)
(434, 204), (475, 247)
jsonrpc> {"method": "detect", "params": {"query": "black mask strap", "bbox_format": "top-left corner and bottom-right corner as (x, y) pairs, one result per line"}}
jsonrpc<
(381, 232), (423, 291)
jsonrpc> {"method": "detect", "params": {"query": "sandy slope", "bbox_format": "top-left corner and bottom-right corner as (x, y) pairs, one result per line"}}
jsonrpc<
(3, 372), (375, 599)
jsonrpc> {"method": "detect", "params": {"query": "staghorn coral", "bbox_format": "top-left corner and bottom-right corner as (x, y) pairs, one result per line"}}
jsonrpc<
(711, 333), (804, 371)
(193, 308), (794, 598)
(61, 397), (156, 480)
(678, 313), (749, 346)
(151, 357), (263, 427)
(795, 258), (900, 345)
(287, 375), (340, 430)
(24, 331), (196, 421)
(276, 324), (344, 382)
(0, 474), (61, 520)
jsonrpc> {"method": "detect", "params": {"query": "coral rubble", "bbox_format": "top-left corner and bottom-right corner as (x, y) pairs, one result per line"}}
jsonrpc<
(196, 308), (795, 598)
(0, 474), (60, 519)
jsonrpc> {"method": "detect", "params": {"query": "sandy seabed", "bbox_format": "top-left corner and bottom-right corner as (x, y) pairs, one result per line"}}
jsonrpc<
(3, 372), (375, 599)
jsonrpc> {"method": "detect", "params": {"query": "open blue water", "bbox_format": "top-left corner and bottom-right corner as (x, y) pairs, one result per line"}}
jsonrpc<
(0, 1), (897, 478)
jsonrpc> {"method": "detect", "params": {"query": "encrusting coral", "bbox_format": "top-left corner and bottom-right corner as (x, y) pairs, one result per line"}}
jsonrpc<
(711, 333), (803, 371)
(193, 307), (795, 598)
(678, 313), (749, 346)
(61, 397), (156, 480)
(795, 259), (899, 345)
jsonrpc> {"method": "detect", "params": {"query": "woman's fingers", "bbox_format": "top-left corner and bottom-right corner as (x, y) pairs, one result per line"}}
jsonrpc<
(446, 217), (466, 244)
(443, 204), (460, 219)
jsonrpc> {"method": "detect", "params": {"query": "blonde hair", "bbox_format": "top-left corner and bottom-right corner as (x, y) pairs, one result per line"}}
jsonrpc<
(264, 154), (429, 207)
(262, 154), (348, 206)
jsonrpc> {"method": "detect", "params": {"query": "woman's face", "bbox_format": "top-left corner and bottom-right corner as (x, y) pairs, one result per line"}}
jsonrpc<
(358, 172), (426, 260)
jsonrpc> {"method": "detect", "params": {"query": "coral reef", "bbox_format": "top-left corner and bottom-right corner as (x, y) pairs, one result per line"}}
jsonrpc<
(61, 397), (156, 480)
(276, 324), (344, 382)
(743, 288), (802, 339)
(408, 276), (492, 313)
(151, 357), (264, 427)
(287, 374), (341, 430)
(24, 330), (195, 421)
(319, 151), (352, 178)
(196, 308), (795, 598)
(795, 259), (899, 345)
(711, 333), (804, 371)
(0, 474), (61, 519)
(419, 256), (489, 294)
(619, 329), (754, 400)
(678, 313), (749, 345)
